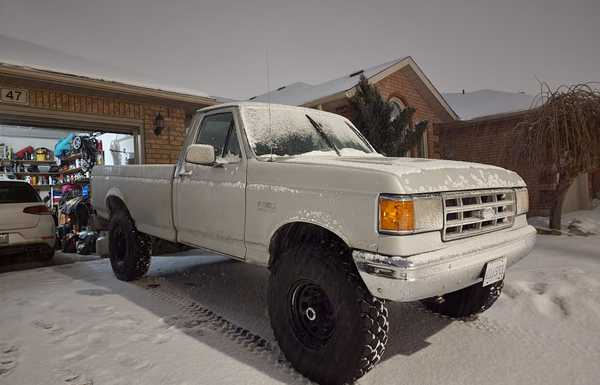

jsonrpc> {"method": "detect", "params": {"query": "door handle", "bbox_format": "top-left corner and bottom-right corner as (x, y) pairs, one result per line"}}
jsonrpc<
(178, 169), (193, 177)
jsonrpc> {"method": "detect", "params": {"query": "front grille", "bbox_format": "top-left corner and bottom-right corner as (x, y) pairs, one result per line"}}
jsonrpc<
(442, 189), (515, 241)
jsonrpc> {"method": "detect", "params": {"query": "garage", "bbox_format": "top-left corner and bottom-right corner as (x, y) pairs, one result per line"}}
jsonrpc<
(0, 62), (215, 258)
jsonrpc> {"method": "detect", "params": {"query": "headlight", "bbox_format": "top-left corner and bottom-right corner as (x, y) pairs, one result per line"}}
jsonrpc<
(378, 194), (443, 234)
(515, 188), (529, 215)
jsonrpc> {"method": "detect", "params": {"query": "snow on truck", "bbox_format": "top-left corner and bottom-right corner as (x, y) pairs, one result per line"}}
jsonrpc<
(91, 102), (536, 384)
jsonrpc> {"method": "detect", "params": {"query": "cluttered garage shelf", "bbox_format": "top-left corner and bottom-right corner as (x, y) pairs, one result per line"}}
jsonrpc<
(1, 130), (135, 255)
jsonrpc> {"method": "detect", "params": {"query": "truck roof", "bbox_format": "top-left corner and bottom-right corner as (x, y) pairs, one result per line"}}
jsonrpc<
(196, 101), (346, 120)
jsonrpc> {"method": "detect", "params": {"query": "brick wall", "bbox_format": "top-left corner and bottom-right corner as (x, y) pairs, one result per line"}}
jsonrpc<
(376, 66), (453, 158)
(322, 66), (454, 157)
(0, 76), (199, 164)
(142, 105), (188, 163)
(435, 112), (557, 216)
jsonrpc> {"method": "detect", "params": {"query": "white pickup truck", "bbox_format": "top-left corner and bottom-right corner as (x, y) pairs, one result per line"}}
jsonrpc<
(92, 102), (536, 385)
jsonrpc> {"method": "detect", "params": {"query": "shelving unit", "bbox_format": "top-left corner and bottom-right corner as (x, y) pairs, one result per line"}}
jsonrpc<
(53, 179), (90, 188)
(61, 167), (82, 175)
(51, 152), (92, 210)
(12, 159), (57, 165)
(1, 157), (59, 191)
(14, 171), (60, 176)
(60, 153), (81, 164)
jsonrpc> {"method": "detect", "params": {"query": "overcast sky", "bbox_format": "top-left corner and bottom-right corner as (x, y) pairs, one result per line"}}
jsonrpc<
(0, 0), (598, 99)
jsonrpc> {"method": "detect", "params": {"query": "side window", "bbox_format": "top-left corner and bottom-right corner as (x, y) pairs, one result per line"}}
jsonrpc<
(195, 112), (240, 160)
(222, 125), (241, 161)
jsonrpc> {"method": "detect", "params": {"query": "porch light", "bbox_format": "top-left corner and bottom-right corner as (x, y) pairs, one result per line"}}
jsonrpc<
(154, 113), (165, 136)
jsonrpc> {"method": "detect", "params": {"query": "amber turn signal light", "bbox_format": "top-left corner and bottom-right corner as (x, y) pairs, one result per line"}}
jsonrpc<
(379, 196), (415, 232)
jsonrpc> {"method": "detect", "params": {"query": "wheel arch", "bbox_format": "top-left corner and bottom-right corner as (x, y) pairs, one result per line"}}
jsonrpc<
(106, 189), (129, 218)
(268, 221), (351, 267)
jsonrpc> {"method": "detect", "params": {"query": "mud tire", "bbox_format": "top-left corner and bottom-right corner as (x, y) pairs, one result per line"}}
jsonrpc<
(108, 210), (151, 281)
(268, 239), (389, 385)
(422, 280), (504, 318)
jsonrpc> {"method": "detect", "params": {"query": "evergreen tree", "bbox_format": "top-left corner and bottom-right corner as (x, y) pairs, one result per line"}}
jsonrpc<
(349, 75), (427, 157)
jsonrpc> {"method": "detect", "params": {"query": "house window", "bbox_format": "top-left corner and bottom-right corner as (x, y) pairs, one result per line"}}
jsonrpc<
(389, 97), (406, 121)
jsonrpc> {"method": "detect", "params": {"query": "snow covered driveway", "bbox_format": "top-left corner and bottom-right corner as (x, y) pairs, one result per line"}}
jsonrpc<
(1, 235), (599, 385)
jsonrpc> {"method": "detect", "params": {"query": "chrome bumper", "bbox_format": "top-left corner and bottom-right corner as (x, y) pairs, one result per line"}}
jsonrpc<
(352, 225), (537, 302)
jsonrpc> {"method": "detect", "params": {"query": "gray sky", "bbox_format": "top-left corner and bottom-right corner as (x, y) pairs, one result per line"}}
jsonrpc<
(0, 0), (598, 99)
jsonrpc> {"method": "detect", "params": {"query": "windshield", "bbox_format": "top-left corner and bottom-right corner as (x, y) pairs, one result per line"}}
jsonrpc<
(242, 105), (378, 159)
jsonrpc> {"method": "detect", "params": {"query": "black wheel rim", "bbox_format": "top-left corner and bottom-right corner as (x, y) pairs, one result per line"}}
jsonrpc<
(289, 280), (336, 350)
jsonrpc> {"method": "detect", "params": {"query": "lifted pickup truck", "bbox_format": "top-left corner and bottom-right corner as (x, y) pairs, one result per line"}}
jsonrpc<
(92, 102), (536, 384)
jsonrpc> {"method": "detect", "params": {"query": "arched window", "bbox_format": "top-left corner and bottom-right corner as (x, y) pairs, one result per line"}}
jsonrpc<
(389, 97), (406, 121)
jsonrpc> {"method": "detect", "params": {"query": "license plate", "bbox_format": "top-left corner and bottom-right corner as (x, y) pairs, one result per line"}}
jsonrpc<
(0, 233), (8, 246)
(483, 256), (507, 286)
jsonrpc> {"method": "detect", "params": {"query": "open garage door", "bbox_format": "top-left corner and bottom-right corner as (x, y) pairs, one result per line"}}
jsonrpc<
(0, 106), (143, 248)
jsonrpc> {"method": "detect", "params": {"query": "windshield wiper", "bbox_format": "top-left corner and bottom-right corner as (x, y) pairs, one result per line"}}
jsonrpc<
(305, 114), (341, 156)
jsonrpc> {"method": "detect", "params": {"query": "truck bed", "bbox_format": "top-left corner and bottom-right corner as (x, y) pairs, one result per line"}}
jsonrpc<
(91, 164), (177, 242)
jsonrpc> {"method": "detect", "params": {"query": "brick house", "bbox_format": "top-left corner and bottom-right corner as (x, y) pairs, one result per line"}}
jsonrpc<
(251, 57), (458, 157)
(252, 65), (599, 216)
(435, 108), (600, 216)
(0, 63), (215, 165)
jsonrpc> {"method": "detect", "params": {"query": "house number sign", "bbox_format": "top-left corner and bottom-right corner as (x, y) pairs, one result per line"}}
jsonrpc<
(1, 88), (29, 105)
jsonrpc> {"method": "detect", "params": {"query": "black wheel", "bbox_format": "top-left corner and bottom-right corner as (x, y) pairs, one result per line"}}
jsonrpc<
(80, 158), (89, 172)
(108, 210), (151, 281)
(268, 240), (389, 385)
(422, 280), (504, 318)
(41, 248), (55, 262)
(72, 136), (82, 151)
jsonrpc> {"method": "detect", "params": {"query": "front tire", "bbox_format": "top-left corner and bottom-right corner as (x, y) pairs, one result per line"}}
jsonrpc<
(268, 240), (388, 385)
(108, 210), (151, 281)
(422, 280), (504, 318)
(41, 248), (55, 263)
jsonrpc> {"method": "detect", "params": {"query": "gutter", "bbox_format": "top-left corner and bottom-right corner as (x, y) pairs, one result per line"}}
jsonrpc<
(0, 63), (217, 106)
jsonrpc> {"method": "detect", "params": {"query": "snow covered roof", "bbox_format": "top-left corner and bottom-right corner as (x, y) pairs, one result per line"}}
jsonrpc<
(211, 95), (240, 103)
(251, 57), (407, 106)
(442, 89), (539, 120)
(250, 57), (458, 119)
(0, 34), (215, 104)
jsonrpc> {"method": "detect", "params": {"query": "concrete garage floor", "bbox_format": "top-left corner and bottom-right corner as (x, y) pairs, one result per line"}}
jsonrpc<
(0, 251), (101, 274)
(1, 237), (600, 385)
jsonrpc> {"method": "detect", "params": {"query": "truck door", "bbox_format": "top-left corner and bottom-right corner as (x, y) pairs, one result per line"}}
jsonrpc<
(173, 109), (247, 258)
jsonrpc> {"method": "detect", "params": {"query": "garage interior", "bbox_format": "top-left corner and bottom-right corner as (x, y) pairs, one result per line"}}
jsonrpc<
(0, 62), (214, 258)
(0, 122), (139, 253)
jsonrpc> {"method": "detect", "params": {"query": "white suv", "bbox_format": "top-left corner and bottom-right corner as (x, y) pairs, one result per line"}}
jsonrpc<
(0, 179), (55, 260)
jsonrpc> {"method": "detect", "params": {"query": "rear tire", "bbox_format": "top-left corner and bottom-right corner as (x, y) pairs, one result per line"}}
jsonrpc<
(422, 280), (504, 318)
(108, 210), (151, 281)
(41, 248), (55, 263)
(268, 239), (388, 385)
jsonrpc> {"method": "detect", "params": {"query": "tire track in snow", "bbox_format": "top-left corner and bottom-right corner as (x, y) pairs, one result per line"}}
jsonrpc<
(135, 277), (314, 385)
(135, 274), (598, 383)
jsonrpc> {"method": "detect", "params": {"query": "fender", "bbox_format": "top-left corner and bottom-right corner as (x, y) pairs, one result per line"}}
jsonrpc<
(268, 218), (352, 250)
(102, 187), (126, 218)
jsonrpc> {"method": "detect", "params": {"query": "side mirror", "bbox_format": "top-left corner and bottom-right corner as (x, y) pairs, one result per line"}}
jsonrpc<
(185, 144), (215, 165)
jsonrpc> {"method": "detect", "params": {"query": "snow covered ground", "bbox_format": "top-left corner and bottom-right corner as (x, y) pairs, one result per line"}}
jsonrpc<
(529, 199), (600, 236)
(1, 234), (599, 385)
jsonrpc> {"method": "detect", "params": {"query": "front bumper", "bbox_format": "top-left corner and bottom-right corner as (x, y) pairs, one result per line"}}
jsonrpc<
(352, 224), (537, 302)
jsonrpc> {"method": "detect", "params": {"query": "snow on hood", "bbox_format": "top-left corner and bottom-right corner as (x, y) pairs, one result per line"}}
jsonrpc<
(279, 156), (526, 194)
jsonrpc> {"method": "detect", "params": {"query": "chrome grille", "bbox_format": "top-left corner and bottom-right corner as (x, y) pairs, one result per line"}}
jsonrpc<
(442, 189), (515, 241)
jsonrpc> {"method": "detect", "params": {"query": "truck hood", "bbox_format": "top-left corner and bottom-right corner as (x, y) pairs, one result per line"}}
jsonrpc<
(280, 156), (526, 194)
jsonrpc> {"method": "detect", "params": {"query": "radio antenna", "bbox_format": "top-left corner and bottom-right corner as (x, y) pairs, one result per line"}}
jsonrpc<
(266, 49), (273, 161)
